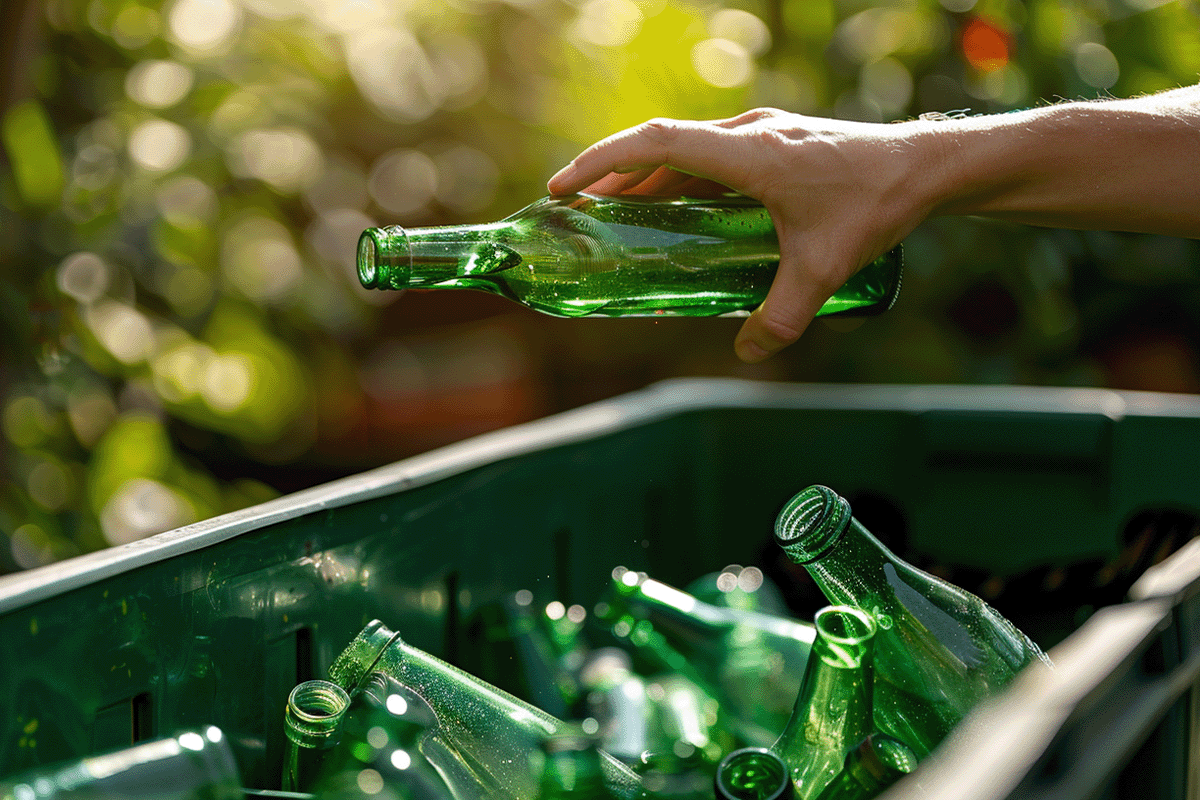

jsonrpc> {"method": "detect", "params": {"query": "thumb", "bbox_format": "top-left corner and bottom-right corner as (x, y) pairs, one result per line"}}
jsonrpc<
(733, 249), (832, 363)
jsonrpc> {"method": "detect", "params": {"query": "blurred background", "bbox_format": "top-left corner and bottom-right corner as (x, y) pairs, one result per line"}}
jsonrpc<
(0, 0), (1198, 573)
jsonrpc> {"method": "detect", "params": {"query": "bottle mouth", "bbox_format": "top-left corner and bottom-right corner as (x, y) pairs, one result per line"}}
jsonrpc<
(357, 226), (410, 290)
(715, 747), (792, 800)
(813, 605), (876, 668)
(774, 485), (851, 565)
(285, 680), (350, 747)
(329, 619), (402, 693)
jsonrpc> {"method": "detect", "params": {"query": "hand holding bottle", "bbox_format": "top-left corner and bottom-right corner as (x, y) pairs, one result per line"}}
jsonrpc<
(548, 85), (1200, 362)
(547, 109), (930, 364)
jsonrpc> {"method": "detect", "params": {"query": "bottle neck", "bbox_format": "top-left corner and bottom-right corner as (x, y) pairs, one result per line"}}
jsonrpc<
(772, 607), (875, 798)
(358, 223), (518, 291)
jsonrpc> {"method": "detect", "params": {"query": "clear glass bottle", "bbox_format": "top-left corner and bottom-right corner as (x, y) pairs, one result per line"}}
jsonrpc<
(774, 485), (1051, 757)
(602, 567), (814, 747)
(358, 194), (902, 319)
(328, 620), (647, 800)
(811, 735), (917, 800)
(714, 748), (793, 800)
(771, 607), (876, 800)
(0, 727), (243, 800)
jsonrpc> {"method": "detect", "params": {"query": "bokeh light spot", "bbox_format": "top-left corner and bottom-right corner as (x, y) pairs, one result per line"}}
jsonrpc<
(129, 119), (191, 173)
(57, 252), (110, 304)
(962, 17), (1010, 72)
(356, 768), (384, 795)
(11, 524), (55, 570)
(434, 146), (499, 214)
(573, 0), (644, 48)
(201, 353), (255, 413)
(1075, 42), (1119, 88)
(369, 149), (438, 217)
(28, 459), (73, 512)
(126, 60), (194, 109)
(100, 478), (195, 545)
(222, 215), (303, 303)
(167, 0), (242, 53)
(231, 128), (323, 194)
(390, 749), (412, 770)
(86, 301), (156, 364)
(691, 38), (753, 88)
(709, 9), (771, 57)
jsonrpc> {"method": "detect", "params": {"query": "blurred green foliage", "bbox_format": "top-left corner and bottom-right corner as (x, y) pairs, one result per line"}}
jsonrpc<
(1, 0), (1198, 572)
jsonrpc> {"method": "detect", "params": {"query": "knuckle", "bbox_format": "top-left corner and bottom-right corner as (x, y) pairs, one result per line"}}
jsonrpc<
(755, 308), (803, 346)
(638, 118), (680, 148)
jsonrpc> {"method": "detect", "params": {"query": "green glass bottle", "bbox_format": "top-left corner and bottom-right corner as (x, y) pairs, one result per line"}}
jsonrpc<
(282, 680), (351, 793)
(357, 194), (902, 319)
(602, 568), (814, 747)
(328, 620), (647, 800)
(772, 607), (876, 800)
(577, 648), (658, 765)
(812, 735), (917, 800)
(774, 485), (1051, 758)
(304, 674), (451, 800)
(714, 748), (793, 800)
(0, 727), (243, 800)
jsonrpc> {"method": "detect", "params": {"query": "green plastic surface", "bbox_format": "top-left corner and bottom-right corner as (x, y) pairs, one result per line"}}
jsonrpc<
(0, 380), (1198, 794)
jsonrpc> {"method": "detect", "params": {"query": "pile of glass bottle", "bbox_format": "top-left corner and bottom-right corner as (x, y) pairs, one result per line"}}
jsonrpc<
(281, 485), (1050, 800)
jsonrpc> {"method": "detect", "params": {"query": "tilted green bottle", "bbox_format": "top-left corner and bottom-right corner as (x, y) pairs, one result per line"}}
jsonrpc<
(282, 680), (351, 792)
(0, 727), (242, 800)
(357, 194), (902, 319)
(812, 735), (917, 800)
(774, 485), (1051, 758)
(714, 748), (793, 800)
(302, 674), (451, 800)
(602, 568), (814, 747)
(328, 620), (647, 800)
(771, 607), (876, 800)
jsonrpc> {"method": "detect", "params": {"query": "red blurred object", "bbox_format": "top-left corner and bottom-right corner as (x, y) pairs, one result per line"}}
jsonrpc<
(961, 17), (1011, 72)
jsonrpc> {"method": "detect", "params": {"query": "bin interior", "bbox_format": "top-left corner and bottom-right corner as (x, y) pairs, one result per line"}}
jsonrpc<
(1, 381), (1198, 791)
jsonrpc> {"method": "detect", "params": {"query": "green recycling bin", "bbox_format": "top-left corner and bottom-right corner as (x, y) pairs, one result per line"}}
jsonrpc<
(1, 379), (1199, 798)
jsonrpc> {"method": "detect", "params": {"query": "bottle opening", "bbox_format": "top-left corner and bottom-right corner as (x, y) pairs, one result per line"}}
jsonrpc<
(813, 605), (876, 668)
(357, 231), (378, 288)
(285, 680), (350, 747)
(289, 681), (350, 722)
(774, 485), (851, 565)
(715, 748), (792, 800)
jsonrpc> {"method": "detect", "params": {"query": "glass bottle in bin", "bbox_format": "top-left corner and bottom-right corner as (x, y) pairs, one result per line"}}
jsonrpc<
(328, 620), (649, 800)
(772, 606), (876, 800)
(774, 485), (1051, 758)
(0, 726), (243, 800)
(812, 735), (917, 800)
(357, 194), (902, 319)
(282, 680), (351, 792)
(714, 748), (794, 800)
(601, 567), (814, 746)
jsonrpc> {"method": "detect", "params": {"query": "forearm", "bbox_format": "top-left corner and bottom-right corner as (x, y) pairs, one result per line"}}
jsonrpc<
(917, 86), (1200, 238)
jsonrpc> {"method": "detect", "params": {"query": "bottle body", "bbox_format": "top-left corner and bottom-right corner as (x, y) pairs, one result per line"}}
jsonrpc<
(328, 620), (647, 800)
(774, 485), (1051, 758)
(282, 680), (351, 793)
(811, 735), (917, 800)
(603, 568), (814, 747)
(358, 194), (902, 319)
(0, 727), (243, 800)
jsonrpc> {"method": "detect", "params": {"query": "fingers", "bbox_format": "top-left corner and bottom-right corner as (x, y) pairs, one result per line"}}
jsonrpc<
(548, 117), (752, 196)
(733, 244), (833, 363)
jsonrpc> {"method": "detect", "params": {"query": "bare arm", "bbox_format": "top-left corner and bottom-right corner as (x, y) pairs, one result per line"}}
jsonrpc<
(547, 87), (1200, 363)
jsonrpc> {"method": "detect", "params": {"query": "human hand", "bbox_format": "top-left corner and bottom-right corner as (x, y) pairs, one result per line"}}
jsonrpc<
(547, 109), (941, 362)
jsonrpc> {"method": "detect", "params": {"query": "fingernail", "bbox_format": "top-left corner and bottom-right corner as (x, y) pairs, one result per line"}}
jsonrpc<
(736, 340), (769, 363)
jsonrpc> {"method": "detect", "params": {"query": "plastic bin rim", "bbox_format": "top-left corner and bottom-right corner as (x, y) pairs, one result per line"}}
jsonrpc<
(3, 378), (1199, 614)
